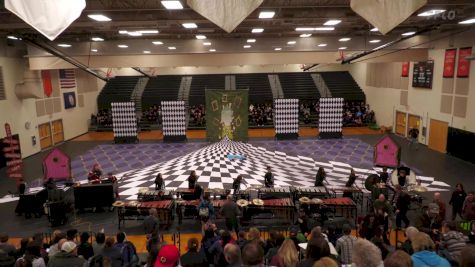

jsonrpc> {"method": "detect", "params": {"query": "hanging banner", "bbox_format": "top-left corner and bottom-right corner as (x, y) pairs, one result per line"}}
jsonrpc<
(41, 70), (53, 97)
(443, 49), (457, 78)
(457, 47), (472, 78)
(401, 62), (410, 77)
(3, 123), (23, 182)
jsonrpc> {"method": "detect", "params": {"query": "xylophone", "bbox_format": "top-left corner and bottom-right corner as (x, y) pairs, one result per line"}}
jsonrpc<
(117, 200), (175, 229)
(137, 190), (175, 202)
(258, 187), (293, 199)
(321, 197), (357, 225)
(294, 186), (330, 201)
(326, 185), (364, 210)
(247, 198), (295, 223)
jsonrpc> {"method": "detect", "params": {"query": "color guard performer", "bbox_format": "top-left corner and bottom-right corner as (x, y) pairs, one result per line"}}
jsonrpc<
(264, 166), (274, 188)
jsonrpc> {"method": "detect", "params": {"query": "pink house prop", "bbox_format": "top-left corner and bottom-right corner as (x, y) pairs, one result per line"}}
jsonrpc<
(374, 135), (401, 168)
(43, 148), (71, 181)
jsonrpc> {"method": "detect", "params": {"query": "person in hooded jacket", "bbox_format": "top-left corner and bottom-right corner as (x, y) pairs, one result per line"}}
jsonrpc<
(411, 232), (450, 267)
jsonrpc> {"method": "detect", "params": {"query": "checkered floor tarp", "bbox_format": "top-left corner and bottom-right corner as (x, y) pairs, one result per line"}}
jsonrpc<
(116, 138), (451, 200)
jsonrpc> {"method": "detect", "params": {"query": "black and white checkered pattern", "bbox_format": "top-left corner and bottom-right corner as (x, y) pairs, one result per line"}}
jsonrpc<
(274, 99), (299, 135)
(115, 138), (450, 200)
(319, 98), (344, 138)
(161, 101), (186, 137)
(111, 102), (137, 138)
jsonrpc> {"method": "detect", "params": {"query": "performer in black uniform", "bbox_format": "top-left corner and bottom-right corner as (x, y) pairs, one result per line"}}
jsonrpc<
(264, 166), (274, 188)
(343, 169), (357, 199)
(188, 170), (198, 189)
(379, 167), (389, 184)
(397, 168), (408, 187)
(315, 167), (326, 186)
(232, 175), (243, 193)
(154, 173), (164, 190)
(395, 189), (411, 228)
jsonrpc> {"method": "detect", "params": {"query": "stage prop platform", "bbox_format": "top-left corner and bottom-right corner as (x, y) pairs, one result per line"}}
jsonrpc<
(161, 101), (187, 142)
(319, 98), (344, 139)
(274, 99), (299, 140)
(111, 102), (138, 144)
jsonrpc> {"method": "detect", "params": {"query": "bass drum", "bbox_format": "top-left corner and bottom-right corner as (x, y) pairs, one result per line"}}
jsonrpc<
(364, 174), (381, 191)
(391, 169), (417, 187)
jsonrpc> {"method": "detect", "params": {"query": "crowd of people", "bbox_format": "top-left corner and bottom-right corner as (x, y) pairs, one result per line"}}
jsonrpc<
(91, 110), (113, 127)
(249, 103), (273, 126)
(190, 105), (206, 126)
(142, 105), (161, 124)
(342, 101), (375, 127)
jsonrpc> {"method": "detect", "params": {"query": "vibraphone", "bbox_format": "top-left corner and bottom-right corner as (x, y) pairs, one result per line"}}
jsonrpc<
(247, 198), (295, 223)
(321, 197), (357, 225)
(258, 187), (293, 199)
(326, 185), (364, 210)
(117, 200), (175, 229)
(137, 190), (175, 202)
(176, 199), (226, 224)
(175, 188), (196, 200)
(294, 186), (330, 201)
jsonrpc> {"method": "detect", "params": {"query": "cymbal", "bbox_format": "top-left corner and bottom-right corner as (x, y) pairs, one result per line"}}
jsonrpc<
(249, 185), (263, 190)
(237, 199), (249, 207)
(112, 201), (125, 207)
(138, 187), (149, 194)
(252, 199), (264, 206)
(409, 185), (428, 192)
(311, 198), (323, 204)
(299, 197), (310, 203)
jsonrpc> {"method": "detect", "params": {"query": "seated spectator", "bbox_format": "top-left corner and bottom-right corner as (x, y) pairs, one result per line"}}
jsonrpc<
(92, 232), (105, 256)
(401, 226), (419, 255)
(0, 234), (16, 257)
(15, 238), (30, 259)
(299, 237), (330, 267)
(247, 228), (265, 250)
(180, 238), (208, 267)
(47, 241), (86, 267)
(224, 243), (242, 267)
(384, 250), (413, 267)
(154, 245), (179, 267)
(460, 245), (475, 267)
(411, 232), (450, 267)
(265, 233), (284, 263)
(208, 230), (233, 266)
(288, 226), (306, 250)
(439, 221), (466, 265)
(352, 239), (383, 267)
(242, 242), (265, 267)
(371, 227), (390, 260)
(270, 239), (299, 267)
(77, 232), (93, 260)
(312, 257), (338, 267)
(335, 224), (357, 265)
(201, 227), (218, 264)
(468, 223), (475, 244)
(0, 249), (15, 267)
(15, 243), (45, 267)
(66, 229), (78, 243)
(113, 232), (138, 267)
(308, 226), (328, 241)
(101, 237), (122, 267)
(236, 231), (247, 251)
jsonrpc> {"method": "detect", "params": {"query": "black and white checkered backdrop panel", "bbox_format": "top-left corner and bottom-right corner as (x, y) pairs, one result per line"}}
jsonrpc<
(161, 101), (186, 136)
(274, 98), (299, 134)
(318, 97), (344, 133)
(111, 102), (137, 138)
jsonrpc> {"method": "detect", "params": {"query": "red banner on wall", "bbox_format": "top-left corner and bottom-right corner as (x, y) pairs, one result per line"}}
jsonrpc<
(3, 123), (23, 185)
(41, 70), (53, 97)
(443, 49), (457, 78)
(457, 47), (472, 78)
(401, 62), (410, 77)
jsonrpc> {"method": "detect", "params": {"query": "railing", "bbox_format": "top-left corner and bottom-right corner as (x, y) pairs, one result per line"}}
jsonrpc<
(311, 73), (332, 98)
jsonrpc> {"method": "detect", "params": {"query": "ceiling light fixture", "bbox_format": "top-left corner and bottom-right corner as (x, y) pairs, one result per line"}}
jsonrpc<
(247, 39), (256, 43)
(251, 28), (264, 33)
(243, 45), (251, 48)
(300, 34), (312, 38)
(295, 27), (315, 31)
(402, 31), (416, 36)
(161, 1), (183, 10)
(138, 30), (159, 34)
(57, 44), (71, 47)
(7, 36), (18, 40)
(203, 42), (212, 46)
(418, 9), (446, 17)
(324, 20), (341, 26)
(87, 14), (112, 22)
(117, 44), (128, 48)
(152, 41), (163, 45)
(287, 41), (296, 45)
(339, 47), (347, 50)
(459, 18), (475, 24)
(274, 47), (282, 51)
(259, 11), (275, 19)
(209, 49), (216, 52)
(369, 39), (381, 43)
(318, 43), (327, 47)
(127, 31), (142, 36)
(370, 27), (379, 32)
(91, 49), (98, 52)
(196, 35), (207, 40)
(143, 50), (151, 54)
(295, 27), (335, 31)
(91, 37), (104, 41)
(339, 37), (351, 42)
(168, 46), (176, 50)
(182, 23), (198, 29)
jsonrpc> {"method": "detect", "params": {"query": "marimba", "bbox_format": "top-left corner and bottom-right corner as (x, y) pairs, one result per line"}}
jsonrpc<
(294, 186), (330, 200)
(326, 185), (364, 210)
(117, 200), (175, 229)
(247, 198), (295, 223)
(258, 187), (293, 199)
(321, 197), (357, 225)
(137, 190), (175, 201)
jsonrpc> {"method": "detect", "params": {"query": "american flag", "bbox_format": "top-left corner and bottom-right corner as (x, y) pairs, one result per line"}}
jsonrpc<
(59, 69), (76, 89)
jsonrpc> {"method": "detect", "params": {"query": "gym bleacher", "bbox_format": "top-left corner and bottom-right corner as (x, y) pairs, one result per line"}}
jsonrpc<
(97, 76), (140, 110)
(141, 75), (182, 110)
(188, 74), (226, 107)
(319, 71), (366, 102)
(279, 72), (320, 100)
(235, 73), (273, 104)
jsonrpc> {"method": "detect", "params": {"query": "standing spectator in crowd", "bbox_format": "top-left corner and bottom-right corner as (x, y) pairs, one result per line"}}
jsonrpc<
(220, 195), (241, 236)
(371, 227), (390, 260)
(312, 257), (339, 267)
(352, 239), (383, 267)
(113, 232), (138, 267)
(359, 213), (378, 240)
(299, 237), (330, 267)
(401, 226), (419, 255)
(154, 245), (179, 267)
(433, 192), (447, 222)
(384, 250), (413, 267)
(463, 192), (475, 221)
(144, 208), (160, 238)
(77, 232), (93, 260)
(270, 239), (299, 267)
(450, 183), (467, 220)
(224, 243), (242, 267)
(180, 238), (208, 267)
(47, 231), (65, 257)
(101, 237), (122, 267)
(0, 234), (16, 257)
(242, 242), (265, 267)
(439, 221), (466, 265)
(411, 232), (450, 267)
(208, 230), (233, 266)
(336, 224), (357, 265)
(47, 241), (85, 267)
(92, 232), (105, 256)
(198, 193), (215, 234)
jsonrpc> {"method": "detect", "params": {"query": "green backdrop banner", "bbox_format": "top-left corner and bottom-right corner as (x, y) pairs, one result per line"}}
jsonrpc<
(206, 90), (248, 142)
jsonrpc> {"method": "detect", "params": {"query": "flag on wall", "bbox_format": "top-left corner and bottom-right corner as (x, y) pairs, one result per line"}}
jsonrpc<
(443, 49), (457, 78)
(457, 47), (472, 78)
(401, 62), (410, 77)
(41, 70), (53, 97)
(59, 69), (76, 89)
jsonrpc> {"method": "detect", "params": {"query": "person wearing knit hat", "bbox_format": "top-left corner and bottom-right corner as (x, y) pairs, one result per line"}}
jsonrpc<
(154, 244), (180, 267)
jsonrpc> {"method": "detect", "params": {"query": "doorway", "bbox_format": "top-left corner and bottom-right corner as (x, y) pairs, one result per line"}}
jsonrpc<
(38, 123), (52, 150)
(395, 111), (407, 136)
(407, 114), (421, 137)
(428, 119), (449, 153)
(52, 119), (64, 144)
